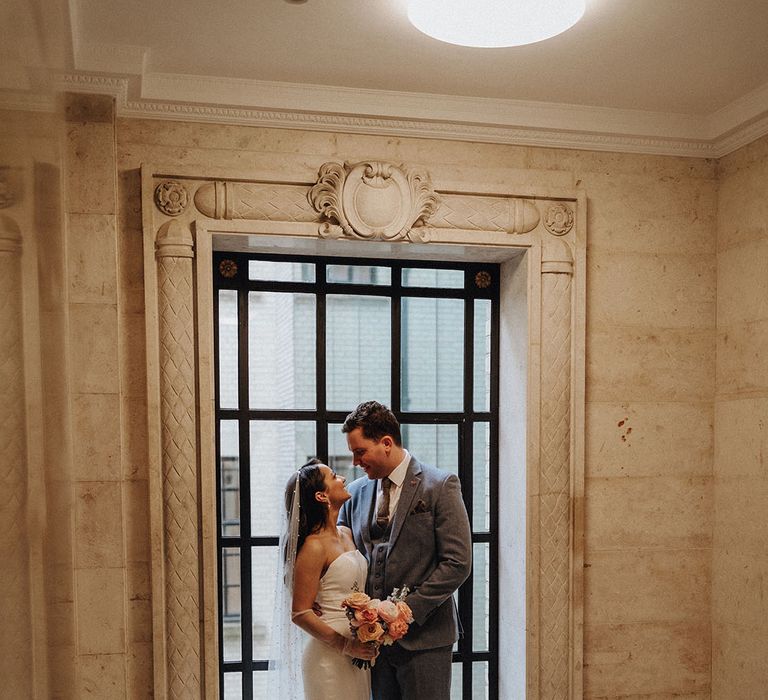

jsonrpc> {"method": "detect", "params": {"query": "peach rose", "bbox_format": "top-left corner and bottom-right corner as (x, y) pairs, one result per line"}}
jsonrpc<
(396, 601), (414, 624)
(342, 591), (371, 610)
(386, 617), (409, 641)
(354, 602), (380, 625)
(357, 621), (384, 643)
(377, 600), (399, 623)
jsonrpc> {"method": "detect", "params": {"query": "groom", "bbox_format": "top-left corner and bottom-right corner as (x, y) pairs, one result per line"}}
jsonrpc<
(338, 401), (472, 699)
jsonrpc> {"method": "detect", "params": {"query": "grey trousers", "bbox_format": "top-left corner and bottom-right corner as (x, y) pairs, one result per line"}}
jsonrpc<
(371, 643), (453, 700)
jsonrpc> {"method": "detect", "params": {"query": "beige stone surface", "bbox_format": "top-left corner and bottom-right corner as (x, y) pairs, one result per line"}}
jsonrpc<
(75, 482), (124, 569)
(76, 653), (126, 697)
(588, 251), (715, 329)
(123, 479), (150, 563)
(584, 620), (710, 698)
(586, 475), (712, 550)
(121, 394), (149, 480)
(587, 326), (715, 403)
(711, 621), (768, 699)
(714, 397), (768, 478)
(586, 549), (709, 624)
(72, 393), (121, 481)
(716, 320), (768, 396)
(126, 641), (154, 699)
(65, 121), (117, 215)
(76, 567), (126, 655)
(586, 402), (713, 479)
(69, 303), (120, 394)
(66, 213), (118, 304)
(716, 237), (768, 325)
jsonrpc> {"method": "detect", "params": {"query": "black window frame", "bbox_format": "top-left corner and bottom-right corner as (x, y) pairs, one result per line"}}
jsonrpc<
(213, 251), (500, 699)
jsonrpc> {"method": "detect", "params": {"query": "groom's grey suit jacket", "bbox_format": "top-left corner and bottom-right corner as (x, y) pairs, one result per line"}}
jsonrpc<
(338, 456), (472, 651)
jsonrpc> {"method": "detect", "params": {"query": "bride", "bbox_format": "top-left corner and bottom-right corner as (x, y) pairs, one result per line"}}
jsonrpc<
(267, 458), (376, 700)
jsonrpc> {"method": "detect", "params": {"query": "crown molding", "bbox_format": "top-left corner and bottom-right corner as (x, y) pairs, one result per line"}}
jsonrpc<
(43, 70), (768, 159)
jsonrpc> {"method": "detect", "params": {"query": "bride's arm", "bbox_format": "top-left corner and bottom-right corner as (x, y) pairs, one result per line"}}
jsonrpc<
(292, 539), (375, 660)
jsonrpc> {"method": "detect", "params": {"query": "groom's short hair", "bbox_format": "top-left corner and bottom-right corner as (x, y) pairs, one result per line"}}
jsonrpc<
(342, 401), (402, 446)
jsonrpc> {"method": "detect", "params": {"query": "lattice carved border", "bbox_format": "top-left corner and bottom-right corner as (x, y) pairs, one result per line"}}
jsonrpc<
(142, 161), (586, 700)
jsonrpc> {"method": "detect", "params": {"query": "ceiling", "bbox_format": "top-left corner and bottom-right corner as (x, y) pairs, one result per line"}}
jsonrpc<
(6, 0), (768, 156)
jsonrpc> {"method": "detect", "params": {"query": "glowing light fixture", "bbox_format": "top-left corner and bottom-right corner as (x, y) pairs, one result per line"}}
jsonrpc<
(406, 0), (586, 48)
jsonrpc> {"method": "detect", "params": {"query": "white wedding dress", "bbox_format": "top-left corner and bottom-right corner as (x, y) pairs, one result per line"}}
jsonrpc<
(302, 549), (371, 700)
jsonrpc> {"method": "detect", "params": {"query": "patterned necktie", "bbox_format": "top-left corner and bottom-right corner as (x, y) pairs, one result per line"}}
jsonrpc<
(376, 477), (392, 529)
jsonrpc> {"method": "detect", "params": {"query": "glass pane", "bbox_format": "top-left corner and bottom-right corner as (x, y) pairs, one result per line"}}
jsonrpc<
(472, 661), (489, 700)
(450, 663), (462, 700)
(473, 543), (490, 653)
(252, 670), (268, 698)
(401, 297), (464, 412)
(249, 260), (315, 282)
(473, 422), (490, 532)
(327, 264), (391, 285)
(473, 299), (491, 412)
(326, 295), (391, 410)
(221, 547), (241, 663)
(252, 546), (279, 660)
(327, 423), (364, 484)
(223, 672), (242, 700)
(403, 267), (464, 289)
(248, 292), (316, 410)
(218, 290), (239, 410)
(400, 424), (458, 477)
(220, 420), (240, 537)
(250, 421), (316, 536)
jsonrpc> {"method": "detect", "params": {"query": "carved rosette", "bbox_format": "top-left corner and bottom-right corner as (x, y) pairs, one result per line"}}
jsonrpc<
(544, 203), (574, 236)
(0, 214), (31, 698)
(539, 239), (574, 699)
(308, 161), (439, 242)
(155, 180), (190, 217)
(154, 220), (202, 698)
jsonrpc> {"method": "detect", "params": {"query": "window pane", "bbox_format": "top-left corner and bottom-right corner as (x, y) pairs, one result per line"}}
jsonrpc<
(327, 264), (391, 285)
(400, 424), (458, 477)
(223, 672), (242, 700)
(220, 420), (240, 537)
(472, 661), (489, 700)
(249, 260), (315, 282)
(326, 295), (391, 410)
(248, 292), (316, 409)
(221, 547), (241, 663)
(218, 290), (239, 410)
(473, 543), (490, 652)
(251, 546), (279, 660)
(252, 670), (268, 698)
(402, 267), (464, 289)
(473, 299), (491, 412)
(473, 422), (490, 532)
(450, 663), (462, 700)
(249, 421), (316, 537)
(401, 297), (464, 412)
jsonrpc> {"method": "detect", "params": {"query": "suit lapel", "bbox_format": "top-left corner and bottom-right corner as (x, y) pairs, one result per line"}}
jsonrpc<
(388, 457), (422, 551)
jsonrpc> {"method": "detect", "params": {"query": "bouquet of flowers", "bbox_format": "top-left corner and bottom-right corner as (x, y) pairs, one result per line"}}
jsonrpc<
(341, 586), (414, 669)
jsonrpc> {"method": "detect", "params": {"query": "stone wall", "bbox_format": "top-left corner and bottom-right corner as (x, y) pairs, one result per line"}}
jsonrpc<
(5, 92), (723, 697)
(713, 133), (768, 698)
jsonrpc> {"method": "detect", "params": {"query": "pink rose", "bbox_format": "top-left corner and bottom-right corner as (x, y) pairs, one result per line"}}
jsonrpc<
(357, 621), (384, 643)
(386, 617), (409, 641)
(396, 601), (414, 624)
(354, 601), (380, 625)
(342, 591), (371, 610)
(377, 600), (399, 623)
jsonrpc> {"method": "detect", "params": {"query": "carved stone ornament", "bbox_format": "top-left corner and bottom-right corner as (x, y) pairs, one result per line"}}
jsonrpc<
(474, 270), (492, 289)
(308, 161), (439, 242)
(218, 259), (238, 278)
(543, 203), (574, 236)
(155, 180), (190, 216)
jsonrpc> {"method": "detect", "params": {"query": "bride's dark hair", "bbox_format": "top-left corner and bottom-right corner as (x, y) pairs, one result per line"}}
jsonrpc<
(284, 458), (328, 554)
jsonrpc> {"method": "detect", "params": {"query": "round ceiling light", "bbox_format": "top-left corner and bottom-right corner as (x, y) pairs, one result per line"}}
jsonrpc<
(406, 0), (586, 48)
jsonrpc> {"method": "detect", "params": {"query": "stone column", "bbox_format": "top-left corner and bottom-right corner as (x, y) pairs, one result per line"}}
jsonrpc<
(0, 215), (32, 698)
(538, 238), (574, 699)
(155, 220), (202, 698)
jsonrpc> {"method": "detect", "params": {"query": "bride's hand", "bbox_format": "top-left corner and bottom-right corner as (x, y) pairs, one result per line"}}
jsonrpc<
(341, 637), (378, 660)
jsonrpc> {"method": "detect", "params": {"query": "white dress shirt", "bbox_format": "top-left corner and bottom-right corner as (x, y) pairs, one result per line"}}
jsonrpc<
(375, 449), (410, 521)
